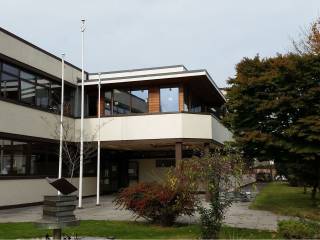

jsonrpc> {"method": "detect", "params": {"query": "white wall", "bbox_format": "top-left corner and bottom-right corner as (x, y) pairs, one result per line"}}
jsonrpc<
(0, 103), (231, 144)
(0, 177), (96, 207)
(138, 159), (169, 183)
(0, 30), (82, 85)
(77, 113), (232, 144)
(0, 100), (74, 140)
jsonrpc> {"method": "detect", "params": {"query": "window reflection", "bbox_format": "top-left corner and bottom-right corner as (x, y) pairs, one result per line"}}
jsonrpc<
(0, 73), (19, 100)
(160, 87), (179, 112)
(50, 83), (61, 112)
(21, 80), (36, 104)
(105, 91), (112, 115)
(113, 89), (130, 114)
(36, 85), (49, 108)
(131, 89), (148, 113)
(0, 61), (75, 116)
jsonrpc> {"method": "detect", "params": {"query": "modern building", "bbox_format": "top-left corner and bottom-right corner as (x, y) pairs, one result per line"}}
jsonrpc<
(0, 27), (232, 208)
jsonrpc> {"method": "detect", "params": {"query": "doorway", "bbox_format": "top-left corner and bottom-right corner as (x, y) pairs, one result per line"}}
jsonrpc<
(101, 157), (129, 194)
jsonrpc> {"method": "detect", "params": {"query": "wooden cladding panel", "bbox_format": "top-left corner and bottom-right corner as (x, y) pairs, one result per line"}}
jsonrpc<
(148, 87), (160, 113)
(179, 86), (184, 112)
(97, 94), (105, 117)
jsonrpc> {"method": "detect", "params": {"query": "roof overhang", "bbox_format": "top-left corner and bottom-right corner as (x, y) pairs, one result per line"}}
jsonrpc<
(83, 70), (226, 105)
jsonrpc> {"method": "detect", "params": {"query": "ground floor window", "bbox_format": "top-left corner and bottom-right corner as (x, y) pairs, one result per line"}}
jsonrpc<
(0, 136), (97, 178)
(155, 159), (175, 168)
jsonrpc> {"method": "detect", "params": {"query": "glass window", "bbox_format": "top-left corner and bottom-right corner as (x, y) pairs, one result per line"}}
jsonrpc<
(160, 87), (179, 112)
(156, 159), (175, 168)
(36, 85), (49, 108)
(12, 153), (27, 175)
(64, 87), (74, 116)
(21, 80), (36, 104)
(0, 73), (19, 100)
(0, 139), (11, 175)
(105, 91), (112, 115)
(2, 63), (19, 76)
(88, 93), (97, 117)
(37, 78), (50, 87)
(131, 89), (148, 113)
(190, 97), (202, 113)
(183, 87), (189, 111)
(50, 83), (61, 112)
(113, 89), (130, 114)
(20, 71), (36, 82)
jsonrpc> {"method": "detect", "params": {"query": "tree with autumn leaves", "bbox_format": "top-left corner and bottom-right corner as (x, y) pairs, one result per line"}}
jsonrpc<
(224, 18), (320, 202)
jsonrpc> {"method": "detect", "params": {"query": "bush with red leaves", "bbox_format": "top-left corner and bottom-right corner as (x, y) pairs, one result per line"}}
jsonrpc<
(114, 182), (196, 226)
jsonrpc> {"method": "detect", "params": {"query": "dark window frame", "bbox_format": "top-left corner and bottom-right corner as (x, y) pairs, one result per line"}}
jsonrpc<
(0, 61), (75, 117)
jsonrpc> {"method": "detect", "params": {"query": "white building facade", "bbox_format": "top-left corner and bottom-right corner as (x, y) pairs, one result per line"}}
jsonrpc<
(0, 27), (232, 208)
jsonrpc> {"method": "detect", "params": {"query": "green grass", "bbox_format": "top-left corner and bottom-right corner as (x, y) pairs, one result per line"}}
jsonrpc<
(0, 220), (275, 239)
(250, 182), (320, 221)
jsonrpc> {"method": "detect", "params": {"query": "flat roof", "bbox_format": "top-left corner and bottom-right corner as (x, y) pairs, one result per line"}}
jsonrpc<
(85, 67), (226, 102)
(0, 27), (86, 74)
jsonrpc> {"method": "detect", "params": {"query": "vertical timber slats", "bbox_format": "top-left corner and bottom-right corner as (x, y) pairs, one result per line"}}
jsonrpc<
(148, 87), (160, 113)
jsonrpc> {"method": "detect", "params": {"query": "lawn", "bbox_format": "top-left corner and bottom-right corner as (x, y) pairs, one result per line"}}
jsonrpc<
(0, 220), (276, 239)
(250, 182), (320, 221)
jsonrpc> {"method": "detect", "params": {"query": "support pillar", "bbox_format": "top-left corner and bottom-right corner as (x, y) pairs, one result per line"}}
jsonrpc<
(175, 142), (182, 168)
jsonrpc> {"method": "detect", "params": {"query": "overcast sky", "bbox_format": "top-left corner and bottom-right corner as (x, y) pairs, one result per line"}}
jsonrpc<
(0, 0), (319, 87)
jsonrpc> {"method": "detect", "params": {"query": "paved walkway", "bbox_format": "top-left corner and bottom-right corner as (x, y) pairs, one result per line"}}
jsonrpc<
(0, 194), (290, 231)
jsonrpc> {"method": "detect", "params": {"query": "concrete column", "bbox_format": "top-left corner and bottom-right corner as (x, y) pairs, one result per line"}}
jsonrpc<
(175, 142), (182, 168)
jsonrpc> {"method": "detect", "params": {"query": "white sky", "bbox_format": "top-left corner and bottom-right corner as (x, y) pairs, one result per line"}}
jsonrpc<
(0, 0), (319, 87)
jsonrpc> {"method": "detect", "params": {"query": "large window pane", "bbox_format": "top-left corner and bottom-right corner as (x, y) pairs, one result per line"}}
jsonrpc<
(2, 63), (19, 76)
(50, 83), (61, 112)
(20, 71), (36, 83)
(21, 80), (36, 104)
(12, 153), (27, 175)
(0, 140), (11, 175)
(131, 89), (148, 113)
(160, 87), (179, 112)
(37, 78), (50, 87)
(36, 85), (49, 108)
(113, 89), (130, 114)
(0, 73), (19, 100)
(64, 87), (74, 115)
(190, 97), (202, 113)
(105, 91), (112, 115)
(88, 93), (97, 117)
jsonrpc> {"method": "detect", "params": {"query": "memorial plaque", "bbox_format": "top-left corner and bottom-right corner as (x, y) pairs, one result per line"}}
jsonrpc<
(46, 177), (77, 195)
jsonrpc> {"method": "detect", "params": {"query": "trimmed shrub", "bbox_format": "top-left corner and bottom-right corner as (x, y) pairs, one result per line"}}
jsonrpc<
(278, 219), (320, 239)
(114, 182), (196, 226)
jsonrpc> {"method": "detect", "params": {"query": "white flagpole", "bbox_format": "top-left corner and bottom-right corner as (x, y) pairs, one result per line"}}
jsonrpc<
(79, 19), (86, 208)
(58, 53), (65, 195)
(96, 73), (101, 206)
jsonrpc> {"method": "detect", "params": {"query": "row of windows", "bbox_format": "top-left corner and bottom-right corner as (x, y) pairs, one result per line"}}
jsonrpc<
(87, 88), (150, 116)
(0, 138), (96, 178)
(0, 61), (75, 116)
(87, 86), (222, 117)
(87, 87), (180, 117)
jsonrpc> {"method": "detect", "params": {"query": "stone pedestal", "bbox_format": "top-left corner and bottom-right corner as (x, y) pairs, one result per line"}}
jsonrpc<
(35, 195), (79, 240)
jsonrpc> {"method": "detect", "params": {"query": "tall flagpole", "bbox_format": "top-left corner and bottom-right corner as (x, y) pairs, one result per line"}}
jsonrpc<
(79, 19), (86, 208)
(58, 53), (65, 195)
(96, 73), (101, 206)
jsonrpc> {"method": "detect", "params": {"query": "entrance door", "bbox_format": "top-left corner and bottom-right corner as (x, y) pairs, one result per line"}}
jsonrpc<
(101, 158), (129, 193)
